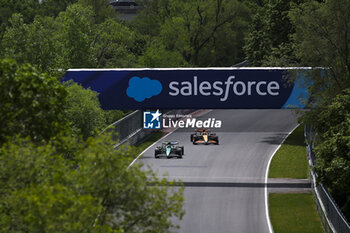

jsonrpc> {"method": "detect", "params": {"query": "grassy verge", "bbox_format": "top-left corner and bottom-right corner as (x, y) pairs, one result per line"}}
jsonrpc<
(269, 125), (309, 179)
(269, 193), (323, 233)
(133, 131), (165, 155)
(268, 125), (324, 232)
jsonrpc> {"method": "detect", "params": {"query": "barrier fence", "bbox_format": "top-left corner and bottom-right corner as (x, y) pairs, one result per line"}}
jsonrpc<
(305, 125), (350, 233)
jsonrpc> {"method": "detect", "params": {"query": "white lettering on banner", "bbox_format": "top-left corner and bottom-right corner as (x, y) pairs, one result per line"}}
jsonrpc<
(162, 118), (222, 128)
(168, 76), (280, 101)
(186, 118), (196, 127)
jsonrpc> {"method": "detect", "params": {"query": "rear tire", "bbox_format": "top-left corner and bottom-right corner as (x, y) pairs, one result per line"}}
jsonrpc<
(155, 151), (159, 158)
(155, 150), (160, 158)
(179, 146), (184, 155)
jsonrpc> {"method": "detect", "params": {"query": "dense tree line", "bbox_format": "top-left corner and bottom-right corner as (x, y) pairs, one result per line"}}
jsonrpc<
(0, 0), (256, 69)
(0, 1), (186, 232)
(0, 58), (185, 232)
(0, 0), (349, 229)
(294, 0), (350, 220)
(0, 123), (184, 232)
(244, 0), (350, 221)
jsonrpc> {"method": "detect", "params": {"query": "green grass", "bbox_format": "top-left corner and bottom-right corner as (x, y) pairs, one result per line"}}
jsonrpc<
(269, 125), (309, 179)
(133, 132), (165, 155)
(269, 193), (324, 233)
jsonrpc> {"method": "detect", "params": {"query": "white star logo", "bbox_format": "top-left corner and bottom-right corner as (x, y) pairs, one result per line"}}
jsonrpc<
(150, 109), (161, 122)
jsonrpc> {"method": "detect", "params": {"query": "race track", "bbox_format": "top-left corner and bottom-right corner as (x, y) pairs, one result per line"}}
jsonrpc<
(140, 110), (298, 233)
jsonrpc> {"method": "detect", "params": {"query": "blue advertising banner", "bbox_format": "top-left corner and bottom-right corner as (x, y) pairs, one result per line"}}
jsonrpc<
(62, 68), (309, 109)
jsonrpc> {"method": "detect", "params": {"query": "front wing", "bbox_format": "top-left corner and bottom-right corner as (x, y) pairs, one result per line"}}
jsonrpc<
(193, 137), (219, 145)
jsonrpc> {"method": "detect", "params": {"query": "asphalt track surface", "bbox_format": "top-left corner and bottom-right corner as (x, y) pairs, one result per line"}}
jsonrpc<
(140, 110), (299, 233)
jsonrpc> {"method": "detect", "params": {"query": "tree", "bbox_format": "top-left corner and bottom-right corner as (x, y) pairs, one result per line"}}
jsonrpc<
(78, 0), (115, 24)
(288, 0), (350, 221)
(55, 3), (97, 69)
(0, 0), (39, 37)
(37, 0), (79, 18)
(0, 59), (67, 145)
(0, 134), (185, 232)
(163, 0), (250, 66)
(1, 14), (59, 73)
(243, 9), (270, 66)
(94, 18), (138, 68)
(0, 14), (27, 63)
(0, 4), (13, 37)
(65, 82), (106, 139)
(132, 0), (170, 37)
(0, 0), (78, 38)
(134, 0), (251, 67)
(138, 39), (189, 67)
(312, 89), (350, 221)
(1, 4), (136, 72)
(244, 0), (304, 66)
(289, 0), (350, 103)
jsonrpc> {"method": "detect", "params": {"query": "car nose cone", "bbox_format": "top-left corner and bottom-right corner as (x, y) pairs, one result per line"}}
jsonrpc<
(166, 147), (171, 156)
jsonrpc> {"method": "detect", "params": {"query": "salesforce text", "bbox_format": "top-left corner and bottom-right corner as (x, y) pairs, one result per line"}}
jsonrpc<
(169, 76), (280, 101)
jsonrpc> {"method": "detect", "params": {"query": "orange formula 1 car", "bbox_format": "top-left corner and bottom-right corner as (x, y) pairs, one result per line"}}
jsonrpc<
(190, 129), (219, 145)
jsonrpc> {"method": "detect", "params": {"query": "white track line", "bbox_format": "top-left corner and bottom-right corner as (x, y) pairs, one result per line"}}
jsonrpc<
(127, 110), (213, 169)
(264, 124), (300, 233)
(128, 109), (290, 233)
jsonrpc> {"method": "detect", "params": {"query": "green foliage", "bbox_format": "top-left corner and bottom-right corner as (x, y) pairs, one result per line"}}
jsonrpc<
(305, 89), (350, 138)
(1, 14), (59, 73)
(293, 5), (350, 218)
(65, 82), (106, 139)
(0, 57), (119, 143)
(244, 0), (303, 66)
(56, 4), (97, 69)
(132, 0), (169, 37)
(94, 18), (138, 67)
(36, 0), (79, 17)
(78, 0), (115, 24)
(0, 0), (78, 38)
(104, 110), (131, 125)
(0, 0), (253, 69)
(138, 40), (189, 67)
(0, 134), (185, 232)
(134, 0), (251, 67)
(0, 0), (39, 36)
(0, 14), (27, 62)
(1, 3), (146, 71)
(0, 59), (67, 145)
(243, 8), (270, 66)
(4, 184), (102, 233)
(289, 0), (350, 103)
(311, 89), (350, 220)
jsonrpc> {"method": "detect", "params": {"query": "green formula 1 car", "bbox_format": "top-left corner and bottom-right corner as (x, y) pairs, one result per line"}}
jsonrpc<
(154, 141), (184, 159)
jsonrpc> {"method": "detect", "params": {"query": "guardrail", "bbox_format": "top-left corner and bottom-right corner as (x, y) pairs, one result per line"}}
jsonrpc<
(305, 125), (350, 233)
(102, 109), (196, 148)
(100, 110), (144, 148)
